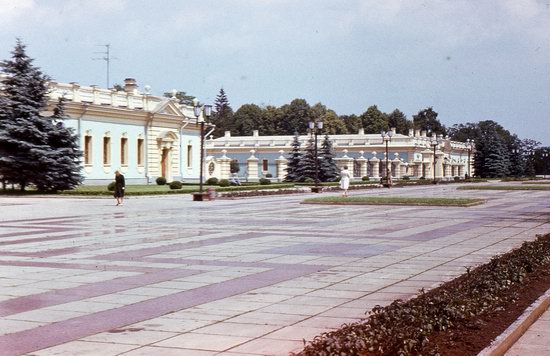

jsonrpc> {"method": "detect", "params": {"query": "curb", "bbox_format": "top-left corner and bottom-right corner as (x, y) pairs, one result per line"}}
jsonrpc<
(478, 288), (550, 356)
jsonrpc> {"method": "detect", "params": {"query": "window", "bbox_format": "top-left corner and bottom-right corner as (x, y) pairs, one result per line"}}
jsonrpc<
(103, 137), (111, 166)
(120, 138), (128, 166)
(262, 159), (268, 171)
(187, 144), (193, 168)
(137, 138), (144, 166)
(84, 136), (92, 165)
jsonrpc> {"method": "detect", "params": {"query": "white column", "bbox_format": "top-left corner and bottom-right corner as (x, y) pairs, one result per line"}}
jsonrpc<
(218, 150), (231, 180)
(247, 150), (259, 181)
(275, 150), (288, 180)
(369, 152), (380, 179)
(357, 151), (368, 178)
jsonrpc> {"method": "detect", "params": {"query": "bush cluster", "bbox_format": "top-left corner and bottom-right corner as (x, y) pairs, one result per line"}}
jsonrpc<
(156, 177), (167, 185)
(206, 177), (219, 185)
(295, 233), (550, 356)
(219, 179), (230, 187)
(169, 181), (183, 189)
(259, 178), (271, 185)
(107, 182), (115, 191)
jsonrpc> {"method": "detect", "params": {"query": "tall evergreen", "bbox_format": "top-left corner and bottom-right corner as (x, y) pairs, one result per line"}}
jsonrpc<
(0, 40), (82, 191)
(284, 132), (303, 182)
(297, 136), (317, 182)
(211, 88), (234, 137)
(38, 98), (83, 191)
(0, 40), (51, 191)
(319, 135), (339, 181)
(480, 127), (510, 177)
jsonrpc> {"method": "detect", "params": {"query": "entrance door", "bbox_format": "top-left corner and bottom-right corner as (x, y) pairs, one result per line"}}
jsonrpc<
(161, 148), (169, 178)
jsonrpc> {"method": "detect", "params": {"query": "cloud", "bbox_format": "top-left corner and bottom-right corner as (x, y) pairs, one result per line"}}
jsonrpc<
(0, 0), (35, 26)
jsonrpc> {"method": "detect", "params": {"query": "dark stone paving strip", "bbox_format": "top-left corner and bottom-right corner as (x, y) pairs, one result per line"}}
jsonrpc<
(0, 268), (201, 317)
(394, 219), (489, 241)
(0, 227), (74, 239)
(0, 216), (82, 224)
(0, 265), (322, 356)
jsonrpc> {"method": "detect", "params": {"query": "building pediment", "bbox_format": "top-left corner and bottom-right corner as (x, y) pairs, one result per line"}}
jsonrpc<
(152, 100), (185, 118)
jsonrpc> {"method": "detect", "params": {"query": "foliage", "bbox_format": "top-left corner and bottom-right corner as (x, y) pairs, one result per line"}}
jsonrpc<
(297, 137), (318, 182)
(401, 175), (411, 180)
(0, 40), (82, 192)
(387, 109), (412, 135)
(413, 107), (446, 135)
(163, 90), (195, 105)
(265, 173), (273, 178)
(259, 177), (271, 185)
(295, 233), (550, 356)
(232, 103), (263, 136)
(284, 132), (303, 182)
(205, 177), (218, 185)
(211, 87), (234, 137)
(169, 181), (183, 189)
(156, 176), (167, 185)
(318, 135), (340, 182)
(279, 99), (314, 135)
(107, 182), (116, 191)
(218, 178), (230, 187)
(362, 176), (370, 182)
(360, 105), (388, 134)
(230, 160), (240, 173)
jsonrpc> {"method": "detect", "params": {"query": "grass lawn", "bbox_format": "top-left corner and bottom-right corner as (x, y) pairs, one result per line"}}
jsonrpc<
(60, 183), (296, 196)
(457, 185), (550, 191)
(522, 181), (550, 185)
(302, 196), (485, 206)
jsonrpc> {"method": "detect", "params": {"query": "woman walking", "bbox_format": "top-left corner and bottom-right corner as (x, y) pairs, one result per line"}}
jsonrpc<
(114, 170), (125, 206)
(340, 166), (351, 197)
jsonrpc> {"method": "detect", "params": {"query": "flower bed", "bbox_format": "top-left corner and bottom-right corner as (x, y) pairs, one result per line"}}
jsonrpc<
(294, 233), (550, 356)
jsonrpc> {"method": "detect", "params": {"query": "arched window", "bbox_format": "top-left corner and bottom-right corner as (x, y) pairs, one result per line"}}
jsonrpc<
(103, 132), (111, 166)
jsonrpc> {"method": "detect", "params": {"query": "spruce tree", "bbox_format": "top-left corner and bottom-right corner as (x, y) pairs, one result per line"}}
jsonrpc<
(0, 40), (51, 191)
(297, 136), (317, 182)
(319, 135), (339, 181)
(211, 88), (234, 137)
(284, 132), (303, 182)
(483, 127), (510, 177)
(37, 98), (83, 191)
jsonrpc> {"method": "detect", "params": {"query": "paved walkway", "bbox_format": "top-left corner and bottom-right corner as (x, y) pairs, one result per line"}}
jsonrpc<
(0, 182), (548, 355)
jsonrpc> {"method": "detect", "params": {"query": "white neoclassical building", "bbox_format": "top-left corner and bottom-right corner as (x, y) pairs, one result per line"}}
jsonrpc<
(43, 78), (210, 184)
(203, 128), (475, 182)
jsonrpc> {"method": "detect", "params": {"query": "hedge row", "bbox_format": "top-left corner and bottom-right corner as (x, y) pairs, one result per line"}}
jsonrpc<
(295, 233), (550, 356)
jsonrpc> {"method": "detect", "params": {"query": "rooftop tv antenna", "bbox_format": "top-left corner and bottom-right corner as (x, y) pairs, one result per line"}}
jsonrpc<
(92, 44), (117, 88)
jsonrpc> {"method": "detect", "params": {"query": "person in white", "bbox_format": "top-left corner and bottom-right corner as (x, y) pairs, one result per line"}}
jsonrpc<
(340, 166), (351, 197)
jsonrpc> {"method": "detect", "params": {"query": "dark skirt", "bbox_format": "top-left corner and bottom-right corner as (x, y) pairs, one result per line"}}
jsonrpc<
(114, 184), (124, 198)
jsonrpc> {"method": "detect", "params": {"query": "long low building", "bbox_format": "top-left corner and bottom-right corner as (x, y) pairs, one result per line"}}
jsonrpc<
(43, 78), (209, 185)
(204, 129), (475, 182)
(14, 78), (473, 185)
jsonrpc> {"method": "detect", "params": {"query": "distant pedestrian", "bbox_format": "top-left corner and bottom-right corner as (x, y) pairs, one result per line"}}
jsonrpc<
(340, 166), (351, 197)
(114, 170), (125, 206)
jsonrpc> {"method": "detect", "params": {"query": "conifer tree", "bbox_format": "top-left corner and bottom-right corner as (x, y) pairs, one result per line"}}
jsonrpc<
(211, 88), (234, 137)
(37, 98), (83, 191)
(0, 39), (51, 191)
(0, 40), (82, 191)
(297, 136), (318, 182)
(318, 135), (339, 181)
(284, 132), (303, 182)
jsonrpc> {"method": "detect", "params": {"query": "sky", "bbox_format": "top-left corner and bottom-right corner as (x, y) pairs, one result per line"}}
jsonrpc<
(1, 0), (549, 145)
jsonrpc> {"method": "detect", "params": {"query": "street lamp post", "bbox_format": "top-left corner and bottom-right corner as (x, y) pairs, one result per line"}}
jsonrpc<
(308, 121), (323, 193)
(466, 139), (474, 179)
(192, 99), (212, 201)
(380, 130), (393, 187)
(430, 134), (443, 184)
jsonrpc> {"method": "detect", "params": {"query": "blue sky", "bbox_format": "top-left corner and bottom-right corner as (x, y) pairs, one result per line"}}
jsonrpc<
(1, 0), (549, 144)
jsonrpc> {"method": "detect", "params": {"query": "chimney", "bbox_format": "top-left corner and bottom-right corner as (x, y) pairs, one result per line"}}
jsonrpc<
(252, 130), (259, 137)
(224, 131), (231, 138)
(358, 128), (365, 135)
(124, 78), (138, 94)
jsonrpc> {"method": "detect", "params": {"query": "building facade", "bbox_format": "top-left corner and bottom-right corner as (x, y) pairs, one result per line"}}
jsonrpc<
(44, 79), (209, 184)
(203, 128), (475, 182)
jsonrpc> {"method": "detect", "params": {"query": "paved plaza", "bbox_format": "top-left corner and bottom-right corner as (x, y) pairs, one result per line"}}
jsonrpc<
(0, 183), (549, 355)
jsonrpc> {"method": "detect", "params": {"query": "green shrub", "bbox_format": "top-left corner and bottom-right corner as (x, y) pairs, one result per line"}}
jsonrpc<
(206, 177), (219, 185)
(304, 177), (315, 183)
(156, 177), (167, 185)
(169, 181), (183, 189)
(219, 179), (230, 187)
(419, 176), (426, 180)
(454, 176), (461, 181)
(259, 178), (271, 185)
(107, 182), (116, 191)
(361, 176), (370, 182)
(401, 175), (410, 181)
(265, 173), (273, 178)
